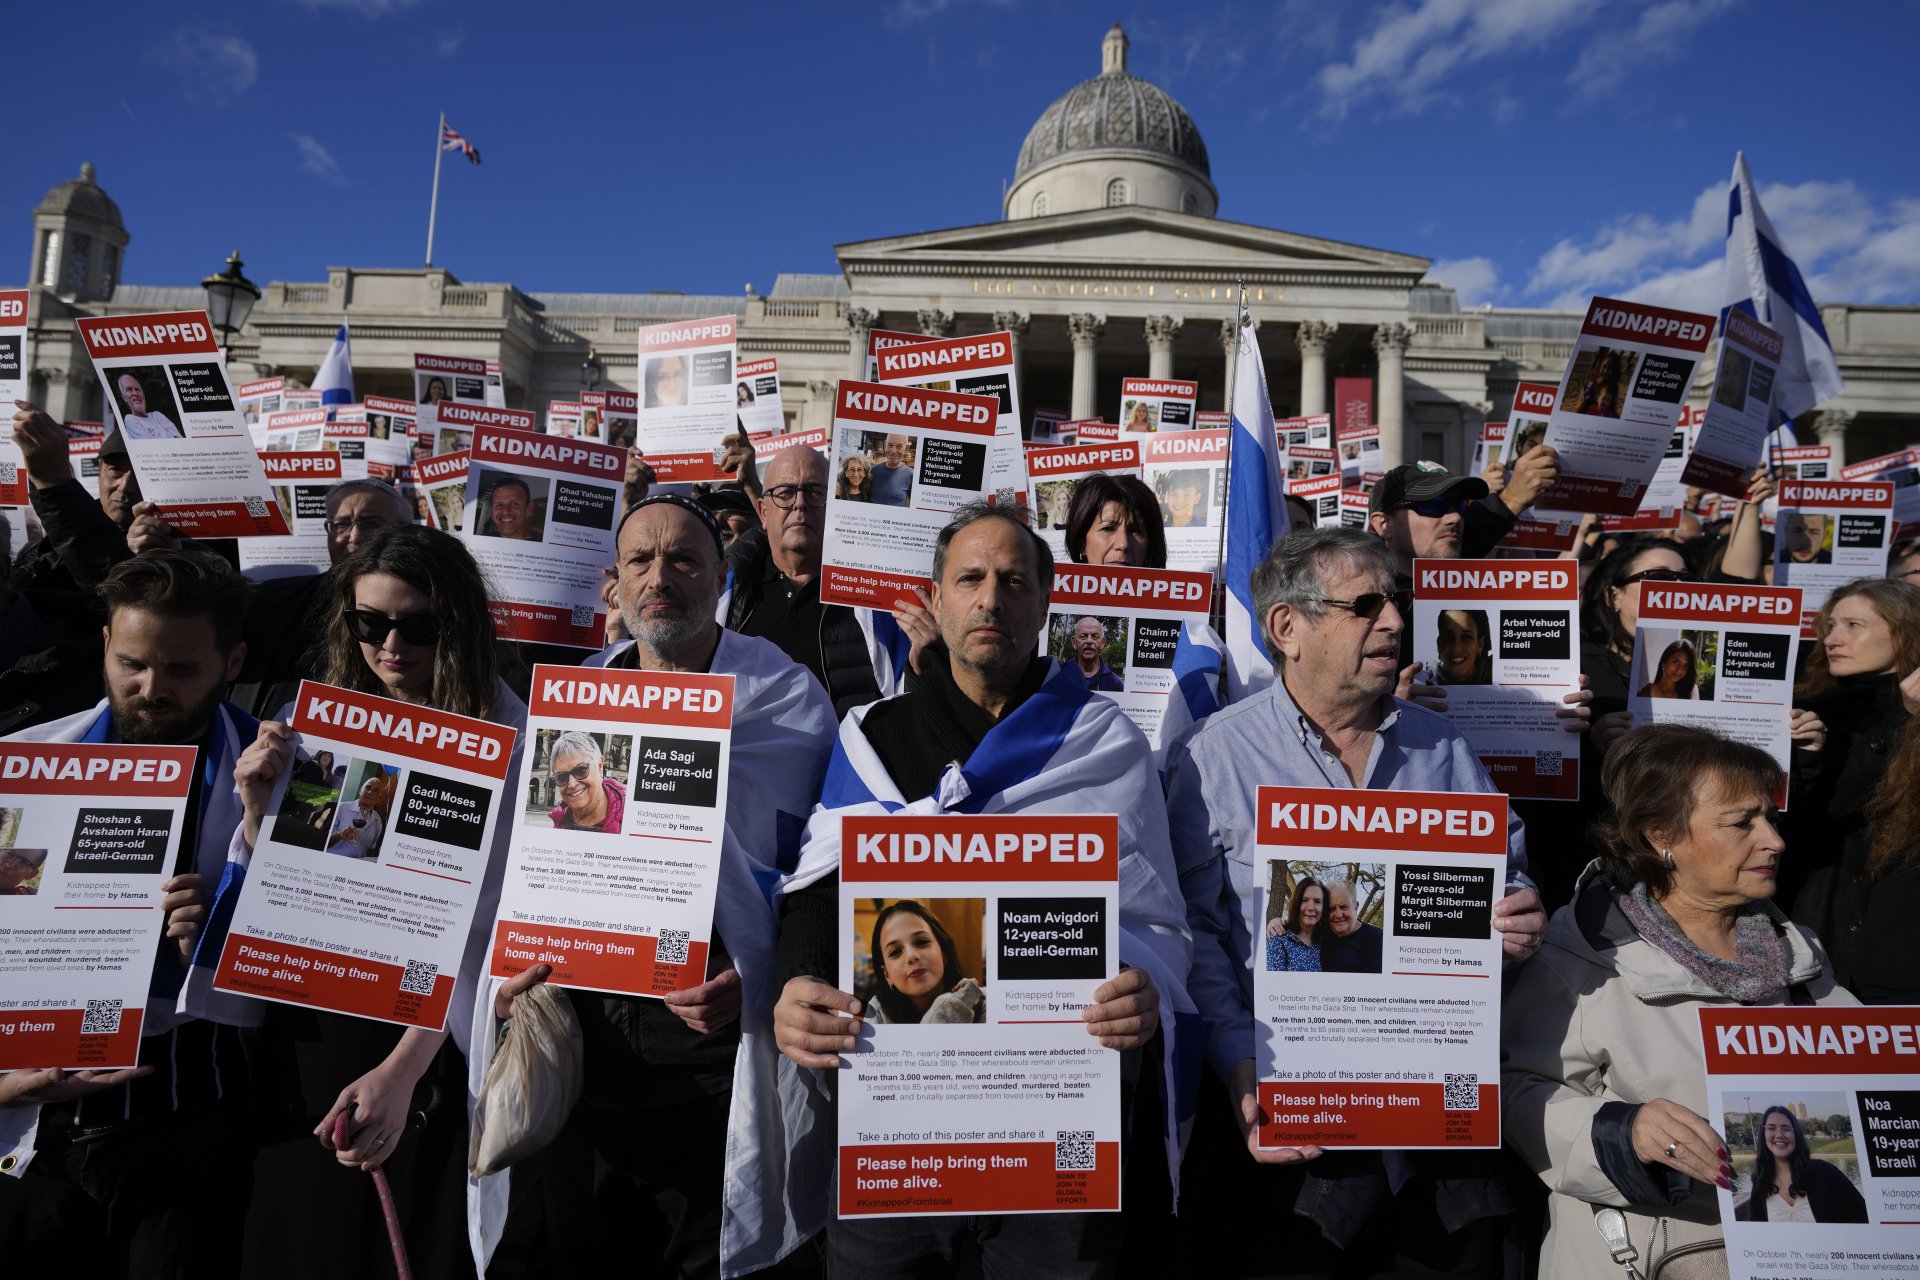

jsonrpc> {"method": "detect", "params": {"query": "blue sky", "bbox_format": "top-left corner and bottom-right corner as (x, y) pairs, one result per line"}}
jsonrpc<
(13, 0), (1920, 313)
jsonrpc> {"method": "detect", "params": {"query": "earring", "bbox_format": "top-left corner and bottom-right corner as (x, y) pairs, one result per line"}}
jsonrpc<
(1660, 848), (1675, 870)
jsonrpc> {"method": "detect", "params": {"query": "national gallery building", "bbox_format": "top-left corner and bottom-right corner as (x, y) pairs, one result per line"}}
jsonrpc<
(17, 26), (1919, 470)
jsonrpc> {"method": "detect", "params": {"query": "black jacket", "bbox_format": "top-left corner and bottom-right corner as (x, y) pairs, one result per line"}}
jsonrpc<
(13, 479), (130, 636)
(1734, 1157), (1868, 1223)
(724, 528), (880, 719)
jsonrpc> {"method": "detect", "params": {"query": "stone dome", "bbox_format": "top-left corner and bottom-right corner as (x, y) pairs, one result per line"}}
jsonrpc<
(1013, 26), (1210, 184)
(36, 163), (124, 228)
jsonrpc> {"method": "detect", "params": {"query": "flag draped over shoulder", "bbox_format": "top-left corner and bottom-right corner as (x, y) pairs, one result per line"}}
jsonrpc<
(1223, 320), (1290, 701)
(782, 661), (1202, 1205)
(1722, 152), (1843, 443)
(313, 323), (354, 410)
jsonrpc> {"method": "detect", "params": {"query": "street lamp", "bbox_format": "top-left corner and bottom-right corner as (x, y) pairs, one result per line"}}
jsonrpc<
(580, 346), (604, 392)
(201, 250), (261, 356)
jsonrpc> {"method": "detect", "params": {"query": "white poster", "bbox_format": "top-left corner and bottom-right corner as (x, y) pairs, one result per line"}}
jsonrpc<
(1119, 378), (1199, 433)
(734, 356), (786, 436)
(1681, 310), (1784, 499)
(1774, 480), (1895, 637)
(635, 314), (738, 455)
(239, 450), (369, 579)
(1024, 440), (1143, 560)
(415, 352), (489, 407)
(877, 331), (1027, 502)
(1044, 562), (1211, 752)
(1140, 429), (1228, 579)
(0, 290), (27, 508)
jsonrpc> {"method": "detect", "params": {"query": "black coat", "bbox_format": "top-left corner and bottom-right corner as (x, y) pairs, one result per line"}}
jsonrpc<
(1735, 1157), (1867, 1223)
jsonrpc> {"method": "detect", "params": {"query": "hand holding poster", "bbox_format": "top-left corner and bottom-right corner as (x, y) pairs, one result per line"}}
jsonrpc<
(0, 743), (197, 1070)
(1629, 581), (1801, 800)
(635, 315), (738, 454)
(1774, 480), (1895, 635)
(211, 682), (516, 1030)
(1412, 560), (1581, 800)
(1537, 297), (1715, 514)
(1254, 788), (1504, 1150)
(1119, 378), (1198, 433)
(487, 666), (732, 997)
(75, 311), (289, 537)
(1682, 310), (1784, 498)
(819, 380), (1004, 610)
(460, 426), (624, 648)
(837, 814), (1121, 1217)
(1700, 1007), (1920, 1280)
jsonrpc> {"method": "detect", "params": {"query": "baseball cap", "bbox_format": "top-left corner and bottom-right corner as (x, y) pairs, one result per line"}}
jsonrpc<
(1368, 461), (1488, 516)
(98, 428), (130, 463)
(697, 485), (759, 522)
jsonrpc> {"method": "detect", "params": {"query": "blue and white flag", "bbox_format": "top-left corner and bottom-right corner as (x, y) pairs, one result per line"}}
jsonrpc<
(314, 322), (355, 412)
(1223, 320), (1290, 701)
(1722, 152), (1843, 449)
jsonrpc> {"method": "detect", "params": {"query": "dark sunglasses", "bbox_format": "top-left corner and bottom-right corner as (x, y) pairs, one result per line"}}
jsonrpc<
(550, 762), (594, 787)
(1400, 495), (1476, 519)
(342, 609), (441, 646)
(1621, 568), (1696, 585)
(1317, 588), (1414, 621)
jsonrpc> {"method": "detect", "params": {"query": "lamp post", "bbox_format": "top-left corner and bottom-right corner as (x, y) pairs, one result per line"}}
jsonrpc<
(201, 250), (261, 358)
(580, 346), (604, 392)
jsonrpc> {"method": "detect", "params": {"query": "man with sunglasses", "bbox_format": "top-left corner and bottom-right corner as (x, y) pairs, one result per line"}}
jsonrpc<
(722, 444), (894, 718)
(1166, 526), (1544, 1278)
(1, 549), (264, 1275)
(478, 493), (837, 1278)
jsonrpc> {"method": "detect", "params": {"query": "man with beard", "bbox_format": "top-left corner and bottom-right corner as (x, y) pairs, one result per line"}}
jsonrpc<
(469, 493), (838, 1277)
(0, 549), (265, 1276)
(1166, 526), (1544, 1278)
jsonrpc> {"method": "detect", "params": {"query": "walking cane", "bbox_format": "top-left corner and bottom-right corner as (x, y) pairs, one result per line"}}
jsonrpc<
(333, 1108), (415, 1280)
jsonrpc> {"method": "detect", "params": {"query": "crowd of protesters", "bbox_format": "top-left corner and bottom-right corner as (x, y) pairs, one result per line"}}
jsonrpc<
(3, 396), (1917, 1280)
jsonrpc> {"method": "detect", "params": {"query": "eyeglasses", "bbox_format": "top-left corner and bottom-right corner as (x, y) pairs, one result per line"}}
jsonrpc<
(1621, 568), (1697, 585)
(549, 762), (594, 787)
(342, 609), (441, 647)
(323, 515), (396, 538)
(763, 483), (828, 509)
(1315, 588), (1413, 621)
(1399, 495), (1476, 519)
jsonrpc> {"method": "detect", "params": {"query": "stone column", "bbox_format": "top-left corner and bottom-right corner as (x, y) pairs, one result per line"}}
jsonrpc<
(1068, 313), (1104, 421)
(916, 309), (955, 338)
(1294, 320), (1337, 418)
(1814, 408), (1856, 468)
(1219, 319), (1239, 413)
(1144, 315), (1182, 380)
(993, 310), (1030, 413)
(843, 306), (877, 378)
(1372, 322), (1411, 469)
(805, 379), (836, 432)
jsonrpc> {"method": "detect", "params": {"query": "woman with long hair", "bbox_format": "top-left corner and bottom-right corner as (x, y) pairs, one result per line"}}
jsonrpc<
(865, 901), (984, 1024)
(1063, 474), (1170, 568)
(1781, 577), (1920, 988)
(1637, 638), (1698, 700)
(232, 525), (525, 1276)
(1264, 876), (1326, 972)
(1859, 715), (1920, 1002)
(1735, 1106), (1867, 1223)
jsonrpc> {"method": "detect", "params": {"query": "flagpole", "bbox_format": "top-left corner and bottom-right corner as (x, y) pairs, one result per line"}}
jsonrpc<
(425, 112), (446, 268)
(1211, 276), (1248, 636)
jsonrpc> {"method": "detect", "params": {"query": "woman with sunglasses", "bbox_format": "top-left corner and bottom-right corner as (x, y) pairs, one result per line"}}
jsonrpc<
(231, 524), (525, 1276)
(545, 731), (622, 833)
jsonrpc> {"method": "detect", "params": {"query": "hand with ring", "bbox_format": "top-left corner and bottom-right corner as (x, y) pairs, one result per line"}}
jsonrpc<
(1631, 1097), (1731, 1189)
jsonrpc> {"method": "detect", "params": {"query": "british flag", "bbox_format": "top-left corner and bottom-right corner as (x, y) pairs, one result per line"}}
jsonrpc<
(440, 119), (482, 165)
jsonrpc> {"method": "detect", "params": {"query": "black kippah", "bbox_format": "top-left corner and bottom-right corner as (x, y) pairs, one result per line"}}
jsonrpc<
(616, 492), (726, 556)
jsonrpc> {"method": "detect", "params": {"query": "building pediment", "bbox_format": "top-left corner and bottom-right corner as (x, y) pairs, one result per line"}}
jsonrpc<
(837, 207), (1429, 285)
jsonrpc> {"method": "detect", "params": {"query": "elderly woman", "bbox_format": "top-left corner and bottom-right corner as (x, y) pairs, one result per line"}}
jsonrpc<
(1503, 723), (1856, 1280)
(1735, 1106), (1867, 1223)
(546, 731), (624, 834)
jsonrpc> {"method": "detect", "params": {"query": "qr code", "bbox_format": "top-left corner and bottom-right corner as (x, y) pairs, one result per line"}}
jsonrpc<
(1534, 751), (1564, 777)
(243, 494), (269, 518)
(656, 930), (690, 966)
(1055, 1130), (1096, 1171)
(0, 462), (16, 485)
(1444, 1073), (1480, 1111)
(81, 998), (123, 1036)
(570, 602), (596, 629)
(398, 959), (438, 996)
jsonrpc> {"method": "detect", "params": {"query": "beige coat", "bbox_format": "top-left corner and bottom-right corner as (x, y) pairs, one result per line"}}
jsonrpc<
(1501, 867), (1856, 1280)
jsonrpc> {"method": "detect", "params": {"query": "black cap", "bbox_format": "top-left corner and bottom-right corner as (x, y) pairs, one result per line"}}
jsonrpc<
(696, 485), (758, 522)
(1368, 461), (1488, 516)
(98, 428), (130, 463)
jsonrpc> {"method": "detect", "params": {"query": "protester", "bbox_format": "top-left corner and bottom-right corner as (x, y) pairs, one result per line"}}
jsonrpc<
(477, 493), (837, 1277)
(772, 502), (1192, 1279)
(232, 524), (522, 1279)
(863, 902), (986, 1024)
(1063, 474), (1166, 568)
(0, 507), (103, 732)
(1734, 1106), (1867, 1223)
(1889, 537), (1920, 583)
(1367, 451), (1562, 574)
(1859, 716), (1920, 1002)
(1166, 525), (1544, 1276)
(0, 550), (260, 1276)
(1263, 877), (1324, 972)
(9, 403), (139, 617)
(696, 484), (759, 547)
(723, 444), (898, 717)
(1780, 578), (1920, 989)
(1502, 724), (1855, 1280)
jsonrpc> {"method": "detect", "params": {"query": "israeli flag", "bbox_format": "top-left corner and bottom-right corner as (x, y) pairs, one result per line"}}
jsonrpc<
(314, 322), (355, 412)
(1223, 319), (1290, 701)
(1722, 152), (1844, 449)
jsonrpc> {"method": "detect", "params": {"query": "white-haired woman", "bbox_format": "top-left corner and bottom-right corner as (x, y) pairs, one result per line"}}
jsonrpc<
(546, 731), (623, 834)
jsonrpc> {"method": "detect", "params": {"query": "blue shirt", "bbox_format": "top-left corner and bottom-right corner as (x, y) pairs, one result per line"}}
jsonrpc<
(1265, 931), (1322, 972)
(1164, 671), (1529, 1079)
(868, 460), (912, 507)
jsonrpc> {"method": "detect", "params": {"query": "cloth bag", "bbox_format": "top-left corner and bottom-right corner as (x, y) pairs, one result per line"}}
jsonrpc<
(467, 982), (584, 1176)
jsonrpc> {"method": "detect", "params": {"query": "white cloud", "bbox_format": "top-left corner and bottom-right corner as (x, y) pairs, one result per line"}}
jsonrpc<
(150, 27), (259, 104)
(434, 25), (464, 56)
(885, 0), (1016, 27)
(1521, 174), (1920, 311)
(1314, 0), (1589, 118)
(291, 134), (348, 186)
(292, 0), (427, 14)
(1567, 0), (1736, 95)
(1426, 257), (1502, 306)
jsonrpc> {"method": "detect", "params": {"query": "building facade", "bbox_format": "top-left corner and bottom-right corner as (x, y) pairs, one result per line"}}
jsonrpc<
(19, 26), (1919, 468)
